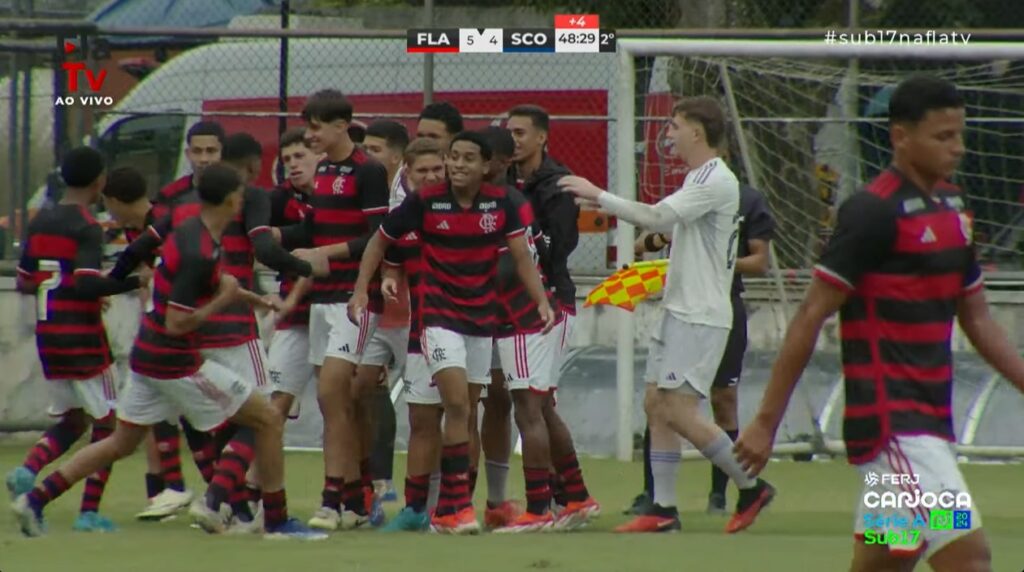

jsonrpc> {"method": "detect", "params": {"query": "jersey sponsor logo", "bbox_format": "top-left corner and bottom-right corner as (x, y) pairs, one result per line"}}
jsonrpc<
(901, 197), (926, 214)
(435, 220), (450, 231)
(478, 200), (497, 211)
(920, 226), (937, 244)
(432, 202), (453, 210)
(479, 212), (498, 233)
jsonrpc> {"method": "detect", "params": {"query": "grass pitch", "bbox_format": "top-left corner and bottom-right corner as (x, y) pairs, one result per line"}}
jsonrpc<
(0, 442), (1021, 572)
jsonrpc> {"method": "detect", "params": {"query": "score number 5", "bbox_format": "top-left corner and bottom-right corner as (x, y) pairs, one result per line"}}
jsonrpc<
(36, 260), (62, 321)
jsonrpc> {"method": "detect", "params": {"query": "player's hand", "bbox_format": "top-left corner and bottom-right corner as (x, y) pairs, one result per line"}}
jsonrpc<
(100, 297), (111, 312)
(538, 302), (557, 335)
(558, 175), (604, 202)
(734, 418), (775, 478)
(217, 273), (240, 299)
(295, 247), (329, 278)
(381, 276), (400, 303)
(347, 290), (369, 326)
(258, 294), (282, 312)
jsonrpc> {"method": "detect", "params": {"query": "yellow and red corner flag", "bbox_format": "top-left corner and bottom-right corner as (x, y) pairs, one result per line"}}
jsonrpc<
(585, 259), (668, 311)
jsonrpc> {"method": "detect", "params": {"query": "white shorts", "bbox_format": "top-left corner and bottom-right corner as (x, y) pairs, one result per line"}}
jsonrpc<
(496, 328), (559, 393)
(119, 360), (253, 431)
(308, 303), (381, 367)
(645, 313), (728, 397)
(853, 434), (981, 559)
(421, 327), (491, 385)
(47, 366), (118, 419)
(362, 325), (410, 374)
(403, 353), (441, 406)
(201, 339), (271, 396)
(267, 327), (315, 401)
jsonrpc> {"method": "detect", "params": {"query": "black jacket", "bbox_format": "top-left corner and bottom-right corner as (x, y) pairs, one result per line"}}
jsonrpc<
(510, 154), (578, 309)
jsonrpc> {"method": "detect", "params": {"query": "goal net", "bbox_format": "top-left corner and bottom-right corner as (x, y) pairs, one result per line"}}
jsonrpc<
(616, 39), (1024, 458)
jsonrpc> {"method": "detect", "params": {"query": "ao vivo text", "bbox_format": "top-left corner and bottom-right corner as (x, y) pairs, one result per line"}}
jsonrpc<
(55, 95), (114, 106)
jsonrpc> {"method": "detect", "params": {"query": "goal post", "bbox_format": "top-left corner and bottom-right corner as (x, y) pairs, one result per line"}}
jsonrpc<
(614, 38), (1024, 461)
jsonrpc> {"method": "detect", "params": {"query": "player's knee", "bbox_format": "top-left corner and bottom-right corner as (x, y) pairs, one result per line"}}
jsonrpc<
(929, 533), (992, 572)
(442, 397), (470, 424)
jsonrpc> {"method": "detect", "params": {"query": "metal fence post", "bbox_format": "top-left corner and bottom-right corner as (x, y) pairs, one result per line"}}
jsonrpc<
(423, 0), (433, 106)
(277, 0), (290, 184)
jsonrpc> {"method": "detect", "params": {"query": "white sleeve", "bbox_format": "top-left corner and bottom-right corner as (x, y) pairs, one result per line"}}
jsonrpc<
(659, 182), (726, 225)
(597, 191), (680, 230)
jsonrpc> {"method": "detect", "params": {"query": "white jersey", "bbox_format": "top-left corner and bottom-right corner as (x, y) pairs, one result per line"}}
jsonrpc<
(389, 165), (408, 210)
(659, 157), (740, 329)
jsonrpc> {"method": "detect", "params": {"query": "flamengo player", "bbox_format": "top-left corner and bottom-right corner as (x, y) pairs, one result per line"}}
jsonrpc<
(153, 121), (225, 220)
(736, 77), (1024, 572)
(7, 148), (145, 533)
(361, 119), (413, 501)
(479, 127), (600, 533)
(12, 164), (325, 540)
(562, 96), (774, 534)
(268, 128), (320, 420)
(349, 132), (555, 534)
(278, 89), (390, 530)
(378, 137), (447, 532)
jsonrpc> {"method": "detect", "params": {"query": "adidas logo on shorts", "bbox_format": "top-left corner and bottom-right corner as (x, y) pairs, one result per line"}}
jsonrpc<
(666, 372), (677, 381)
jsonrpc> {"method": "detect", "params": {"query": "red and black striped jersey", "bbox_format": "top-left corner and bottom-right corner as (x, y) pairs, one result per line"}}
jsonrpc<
(813, 168), (982, 465)
(17, 204), (114, 379)
(380, 182), (526, 337)
(130, 216), (223, 379)
(383, 229), (422, 354)
(495, 187), (555, 337)
(269, 183), (313, 329)
(281, 149), (389, 308)
(152, 174), (193, 221)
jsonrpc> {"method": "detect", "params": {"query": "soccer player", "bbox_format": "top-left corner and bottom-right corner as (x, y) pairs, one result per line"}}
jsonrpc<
(377, 137), (447, 532)
(277, 89), (390, 530)
(629, 181), (774, 516)
(416, 101), (463, 150)
(113, 133), (326, 524)
(481, 127), (600, 533)
(506, 104), (579, 510)
(350, 131), (555, 534)
(7, 147), (145, 533)
(561, 96), (774, 534)
(153, 121), (225, 220)
(735, 77), (1023, 572)
(361, 119), (412, 501)
(12, 164), (325, 540)
(267, 128), (319, 420)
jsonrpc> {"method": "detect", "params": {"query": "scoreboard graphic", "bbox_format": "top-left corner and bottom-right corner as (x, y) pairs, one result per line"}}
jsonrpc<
(407, 14), (616, 54)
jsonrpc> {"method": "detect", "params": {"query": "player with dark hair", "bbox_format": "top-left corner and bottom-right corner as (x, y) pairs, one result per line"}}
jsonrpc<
(563, 96), (773, 534)
(736, 76), (1021, 572)
(361, 118), (413, 502)
(477, 126), (600, 533)
(628, 180), (775, 517)
(278, 89), (391, 530)
(377, 136), (448, 532)
(349, 131), (555, 534)
(153, 121), (226, 220)
(417, 102), (464, 150)
(7, 147), (146, 533)
(11, 164), (326, 540)
(267, 128), (321, 421)
(222, 132), (265, 184)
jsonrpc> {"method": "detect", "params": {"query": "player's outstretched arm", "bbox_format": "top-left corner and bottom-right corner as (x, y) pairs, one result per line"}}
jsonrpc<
(507, 233), (556, 333)
(957, 288), (1024, 393)
(735, 277), (847, 476)
(559, 175), (678, 230)
(109, 217), (167, 281)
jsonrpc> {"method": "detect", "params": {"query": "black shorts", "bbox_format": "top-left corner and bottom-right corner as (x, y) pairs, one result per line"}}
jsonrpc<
(712, 295), (747, 389)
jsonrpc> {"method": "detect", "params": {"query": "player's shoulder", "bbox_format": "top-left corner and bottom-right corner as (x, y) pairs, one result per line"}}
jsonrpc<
(480, 183), (511, 200)
(159, 175), (191, 197)
(352, 148), (386, 172)
(417, 182), (449, 200)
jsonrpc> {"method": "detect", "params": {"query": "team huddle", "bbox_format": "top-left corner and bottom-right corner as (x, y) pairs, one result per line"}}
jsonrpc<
(6, 74), (1017, 570)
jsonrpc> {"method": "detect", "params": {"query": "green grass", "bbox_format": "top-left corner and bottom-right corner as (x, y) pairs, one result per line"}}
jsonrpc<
(0, 442), (1021, 572)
